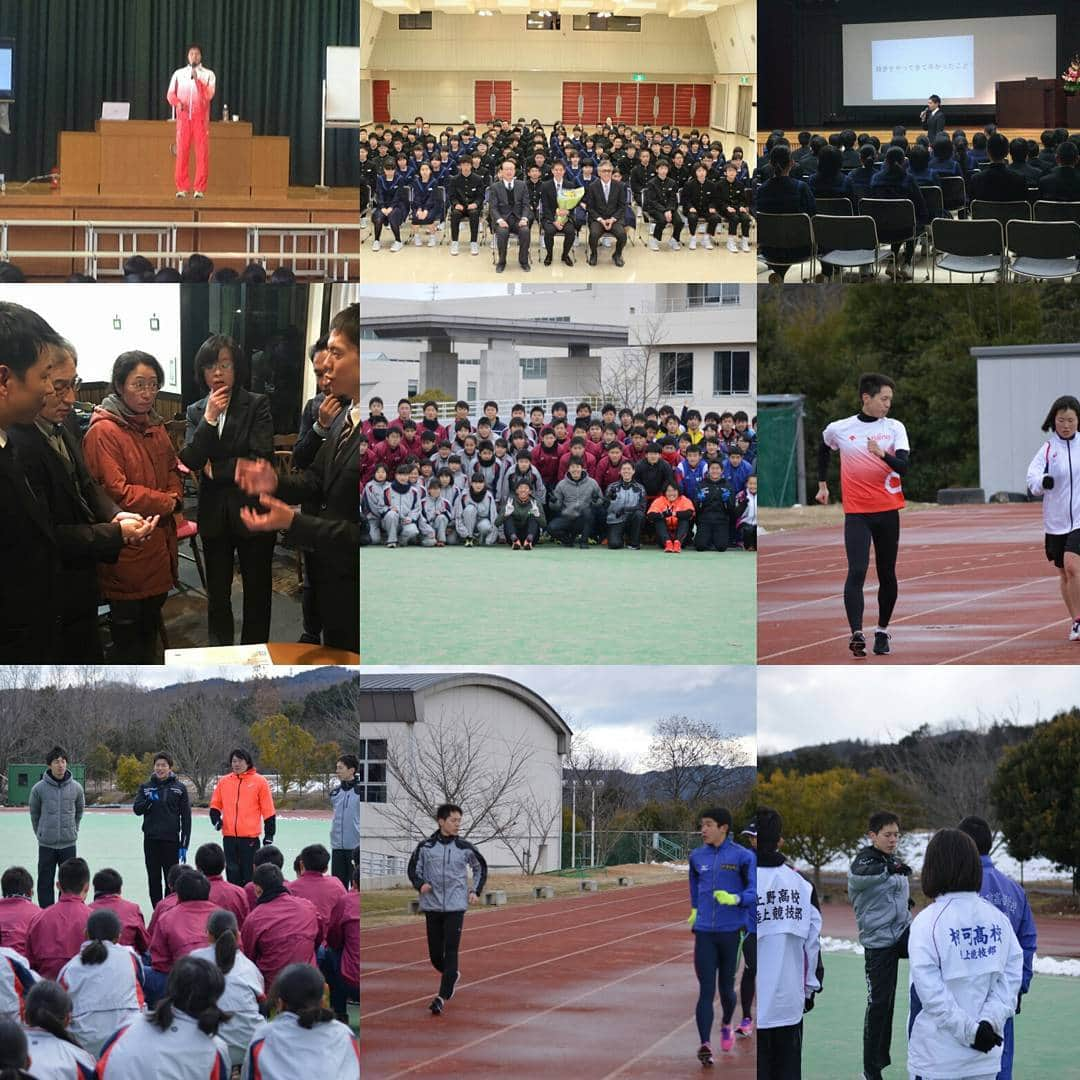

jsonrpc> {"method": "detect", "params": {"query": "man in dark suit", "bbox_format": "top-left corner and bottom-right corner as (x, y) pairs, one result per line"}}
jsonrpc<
(236, 304), (362, 655)
(752, 144), (816, 282)
(586, 159), (627, 267)
(9, 339), (155, 662)
(1008, 137), (1044, 191)
(1037, 140), (1080, 202)
(968, 133), (1029, 204)
(921, 95), (946, 142)
(487, 159), (532, 273)
(0, 301), (64, 662)
(538, 158), (577, 267)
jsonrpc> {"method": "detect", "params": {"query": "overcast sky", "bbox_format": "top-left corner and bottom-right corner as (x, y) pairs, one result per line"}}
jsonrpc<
(360, 284), (513, 300)
(758, 666), (1079, 755)
(363, 665), (756, 771)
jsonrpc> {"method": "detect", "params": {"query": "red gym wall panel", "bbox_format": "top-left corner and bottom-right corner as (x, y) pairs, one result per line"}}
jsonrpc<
(372, 79), (390, 124)
(579, 82), (600, 126)
(617, 83), (639, 125)
(599, 82), (621, 125)
(475, 80), (512, 124)
(645, 83), (676, 127)
(562, 81), (583, 125)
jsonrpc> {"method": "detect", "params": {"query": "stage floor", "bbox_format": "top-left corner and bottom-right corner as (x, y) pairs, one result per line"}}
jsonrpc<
(0, 182), (359, 209)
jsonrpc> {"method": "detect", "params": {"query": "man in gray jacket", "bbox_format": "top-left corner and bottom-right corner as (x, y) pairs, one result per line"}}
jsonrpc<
(28, 745), (85, 908)
(847, 810), (912, 1080)
(407, 803), (488, 1015)
(549, 460), (605, 548)
(330, 753), (360, 888)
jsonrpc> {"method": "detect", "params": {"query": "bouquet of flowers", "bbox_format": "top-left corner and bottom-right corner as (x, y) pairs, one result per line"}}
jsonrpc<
(1063, 55), (1080, 94)
(556, 186), (584, 227)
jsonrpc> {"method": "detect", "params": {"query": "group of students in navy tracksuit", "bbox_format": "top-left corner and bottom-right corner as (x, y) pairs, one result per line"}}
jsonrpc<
(359, 396), (758, 553)
(360, 116), (754, 254)
(0, 845), (359, 1078)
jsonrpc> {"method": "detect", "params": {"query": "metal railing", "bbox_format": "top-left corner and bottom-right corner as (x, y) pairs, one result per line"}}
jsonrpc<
(359, 850), (408, 876)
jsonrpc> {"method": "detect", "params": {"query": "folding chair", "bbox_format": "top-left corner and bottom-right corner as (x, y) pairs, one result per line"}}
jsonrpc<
(1033, 200), (1080, 225)
(859, 198), (920, 281)
(929, 218), (1004, 282)
(812, 214), (880, 281)
(938, 176), (967, 216)
(970, 200), (1030, 235)
(755, 212), (814, 282)
(814, 197), (853, 216)
(1005, 219), (1080, 280)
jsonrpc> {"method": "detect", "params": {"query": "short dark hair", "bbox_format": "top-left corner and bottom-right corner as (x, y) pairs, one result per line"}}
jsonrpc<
(700, 807), (732, 829)
(1059, 141), (1079, 166)
(194, 843), (226, 877)
(299, 845), (331, 874)
(153, 751), (174, 768)
(175, 869), (211, 902)
(755, 807), (782, 850)
(45, 746), (68, 765)
(330, 303), (359, 349)
(253, 845), (284, 870)
(0, 302), (62, 378)
(253, 864), (284, 892)
(921, 828), (982, 899)
(337, 753), (359, 772)
(929, 94), (941, 105)
(868, 810), (900, 834)
(193, 335), (246, 392)
(182, 253), (215, 283)
(858, 372), (895, 401)
(957, 815), (993, 856)
(240, 262), (267, 285)
(1041, 394), (1080, 432)
(58, 857), (90, 895)
(92, 868), (123, 894)
(229, 747), (254, 768)
(112, 351), (165, 396)
(436, 803), (463, 821)
(987, 132), (1009, 161)
(768, 144), (791, 172)
(0, 867), (32, 898)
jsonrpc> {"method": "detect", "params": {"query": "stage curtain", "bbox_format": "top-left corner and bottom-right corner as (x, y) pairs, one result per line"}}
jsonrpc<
(0, 0), (358, 188)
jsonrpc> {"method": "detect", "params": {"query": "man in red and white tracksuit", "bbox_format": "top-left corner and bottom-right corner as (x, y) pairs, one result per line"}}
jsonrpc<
(166, 45), (216, 198)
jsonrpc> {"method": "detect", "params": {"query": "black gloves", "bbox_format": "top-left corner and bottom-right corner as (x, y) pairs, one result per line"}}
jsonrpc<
(804, 993), (816, 1014)
(971, 1020), (1002, 1053)
(1016, 990), (1023, 1015)
(263, 814), (276, 845)
(1042, 474), (1055, 490)
(209, 808), (222, 831)
(889, 860), (912, 876)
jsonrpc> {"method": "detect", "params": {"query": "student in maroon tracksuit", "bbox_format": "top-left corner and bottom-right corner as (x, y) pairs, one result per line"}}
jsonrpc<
(241, 865), (322, 992)
(0, 867), (37, 959)
(194, 843), (250, 928)
(531, 430), (562, 491)
(88, 869), (149, 955)
(148, 870), (219, 1001)
(26, 858), (91, 981)
(288, 846), (346, 947)
(243, 846), (288, 911)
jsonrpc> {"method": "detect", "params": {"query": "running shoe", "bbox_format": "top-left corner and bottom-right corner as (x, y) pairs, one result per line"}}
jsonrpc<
(664, 540), (674, 552)
(1070, 619), (1080, 642)
(446, 971), (461, 1000)
(737, 1017), (754, 1037)
(873, 630), (891, 655)
(429, 995), (444, 1015)
(849, 631), (867, 659)
(720, 1026), (734, 1052)
(672, 539), (682, 553)
(512, 539), (522, 550)
(697, 1043), (714, 1067)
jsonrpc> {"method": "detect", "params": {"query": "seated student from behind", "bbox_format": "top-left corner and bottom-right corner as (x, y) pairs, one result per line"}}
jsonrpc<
(752, 145), (815, 283)
(968, 132), (1029, 203)
(1037, 139), (1080, 202)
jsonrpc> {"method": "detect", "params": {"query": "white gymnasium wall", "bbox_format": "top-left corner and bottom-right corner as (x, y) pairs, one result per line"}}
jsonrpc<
(360, 0), (384, 125)
(706, 1), (756, 138)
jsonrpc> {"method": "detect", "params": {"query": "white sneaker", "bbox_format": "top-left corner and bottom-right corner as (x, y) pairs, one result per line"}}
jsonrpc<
(669, 238), (681, 250)
(703, 236), (714, 250)
(175, 191), (187, 199)
(470, 241), (479, 255)
(390, 240), (403, 252)
(371, 239), (381, 252)
(427, 234), (437, 247)
(1069, 619), (1080, 641)
(193, 191), (205, 199)
(414, 234), (423, 247)
(649, 238), (660, 251)
(689, 236), (697, 250)
(727, 238), (739, 253)
(450, 240), (460, 256)
(740, 237), (751, 253)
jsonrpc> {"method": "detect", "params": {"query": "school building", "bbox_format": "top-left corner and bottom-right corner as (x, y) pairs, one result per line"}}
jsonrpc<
(360, 282), (756, 419)
(358, 672), (572, 879)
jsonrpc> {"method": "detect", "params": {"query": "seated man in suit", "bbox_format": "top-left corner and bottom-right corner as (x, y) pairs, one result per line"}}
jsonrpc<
(0, 301), (64, 662)
(1008, 138), (1044, 191)
(1037, 139), (1080, 202)
(586, 159), (628, 267)
(539, 159), (577, 267)
(488, 159), (533, 273)
(751, 144), (816, 283)
(9, 338), (156, 662)
(968, 132), (1029, 204)
(235, 304), (362, 655)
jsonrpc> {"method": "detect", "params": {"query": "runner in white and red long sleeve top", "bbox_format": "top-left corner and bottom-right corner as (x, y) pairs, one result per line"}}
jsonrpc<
(166, 45), (217, 198)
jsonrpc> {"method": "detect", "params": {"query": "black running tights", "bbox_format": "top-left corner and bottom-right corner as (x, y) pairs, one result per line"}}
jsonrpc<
(843, 510), (900, 632)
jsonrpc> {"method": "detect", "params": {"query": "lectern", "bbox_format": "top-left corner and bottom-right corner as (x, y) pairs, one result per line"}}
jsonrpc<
(995, 78), (1064, 128)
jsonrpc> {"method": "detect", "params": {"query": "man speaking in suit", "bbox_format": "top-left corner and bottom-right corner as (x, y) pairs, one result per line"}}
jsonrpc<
(235, 304), (363, 655)
(587, 160), (627, 267)
(488, 159), (533, 273)
(166, 44), (216, 199)
(920, 95), (946, 143)
(9, 339), (156, 662)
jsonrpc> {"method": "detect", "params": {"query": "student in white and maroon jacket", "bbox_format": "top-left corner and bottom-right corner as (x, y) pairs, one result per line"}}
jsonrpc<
(242, 965), (359, 1080)
(95, 956), (230, 1080)
(22, 980), (97, 1080)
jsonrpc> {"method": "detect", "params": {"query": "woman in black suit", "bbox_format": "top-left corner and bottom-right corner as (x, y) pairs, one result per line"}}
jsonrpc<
(179, 335), (275, 645)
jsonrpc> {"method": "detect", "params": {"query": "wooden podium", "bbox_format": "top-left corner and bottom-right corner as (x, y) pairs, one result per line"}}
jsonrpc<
(995, 78), (1065, 128)
(58, 120), (289, 198)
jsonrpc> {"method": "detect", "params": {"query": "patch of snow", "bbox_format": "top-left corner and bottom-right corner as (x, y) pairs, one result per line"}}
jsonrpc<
(819, 936), (864, 955)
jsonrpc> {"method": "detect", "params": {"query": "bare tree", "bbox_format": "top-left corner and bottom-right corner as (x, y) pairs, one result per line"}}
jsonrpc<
(499, 780), (563, 875)
(158, 694), (245, 801)
(593, 314), (669, 413)
(0, 667), (45, 794)
(303, 676), (361, 750)
(381, 710), (537, 845)
(563, 726), (638, 865)
(644, 715), (750, 805)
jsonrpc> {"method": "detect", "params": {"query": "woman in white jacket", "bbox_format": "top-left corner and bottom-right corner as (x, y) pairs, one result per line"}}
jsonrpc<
(1025, 394), (1080, 641)
(906, 829), (1022, 1080)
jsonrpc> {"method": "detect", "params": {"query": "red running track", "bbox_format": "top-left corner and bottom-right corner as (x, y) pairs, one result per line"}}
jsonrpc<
(758, 505), (1078, 664)
(360, 880), (755, 1079)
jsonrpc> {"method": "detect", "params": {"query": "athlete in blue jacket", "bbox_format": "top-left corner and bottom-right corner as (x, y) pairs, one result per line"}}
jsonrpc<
(687, 807), (756, 1065)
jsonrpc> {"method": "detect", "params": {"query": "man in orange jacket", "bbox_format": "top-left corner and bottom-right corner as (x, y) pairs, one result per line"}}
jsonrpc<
(209, 748), (276, 886)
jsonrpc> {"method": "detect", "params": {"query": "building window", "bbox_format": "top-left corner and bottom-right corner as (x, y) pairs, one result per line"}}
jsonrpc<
(520, 356), (548, 379)
(359, 738), (387, 804)
(398, 12), (432, 29)
(407, 379), (419, 396)
(659, 352), (694, 394)
(526, 12), (560, 29)
(466, 381), (477, 403)
(714, 350), (751, 395)
(572, 14), (641, 31)
(687, 283), (740, 307)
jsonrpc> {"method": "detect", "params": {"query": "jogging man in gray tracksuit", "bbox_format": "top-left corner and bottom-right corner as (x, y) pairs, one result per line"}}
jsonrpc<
(407, 803), (488, 1015)
(28, 745), (85, 908)
(848, 810), (913, 1080)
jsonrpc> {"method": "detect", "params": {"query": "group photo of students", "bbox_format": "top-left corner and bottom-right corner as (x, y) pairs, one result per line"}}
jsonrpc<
(359, 396), (757, 554)
(0, 288), (362, 665)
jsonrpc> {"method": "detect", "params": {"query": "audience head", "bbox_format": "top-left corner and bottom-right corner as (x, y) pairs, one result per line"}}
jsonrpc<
(957, 815), (993, 857)
(0, 1018), (30, 1077)
(768, 144), (791, 175)
(1009, 137), (1029, 164)
(151, 956), (227, 1036)
(195, 843), (227, 878)
(206, 908), (240, 974)
(987, 132), (1009, 162)
(815, 145), (841, 179)
(181, 253), (214, 284)
(0, 868), (32, 899)
(58, 857), (90, 898)
(253, 844), (285, 872)
(24, 981), (77, 1048)
(122, 255), (155, 283)
(0, 302), (63, 426)
(883, 146), (906, 171)
(1058, 141), (1079, 167)
(91, 868), (123, 895)
(174, 868), (212, 903)
(921, 828), (982, 899)
(271, 963), (335, 1029)
(240, 262), (267, 285)
(212, 267), (239, 284)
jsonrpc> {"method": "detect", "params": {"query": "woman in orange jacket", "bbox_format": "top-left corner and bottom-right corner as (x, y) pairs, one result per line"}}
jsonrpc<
(647, 481), (695, 553)
(209, 748), (277, 886)
(82, 351), (183, 664)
